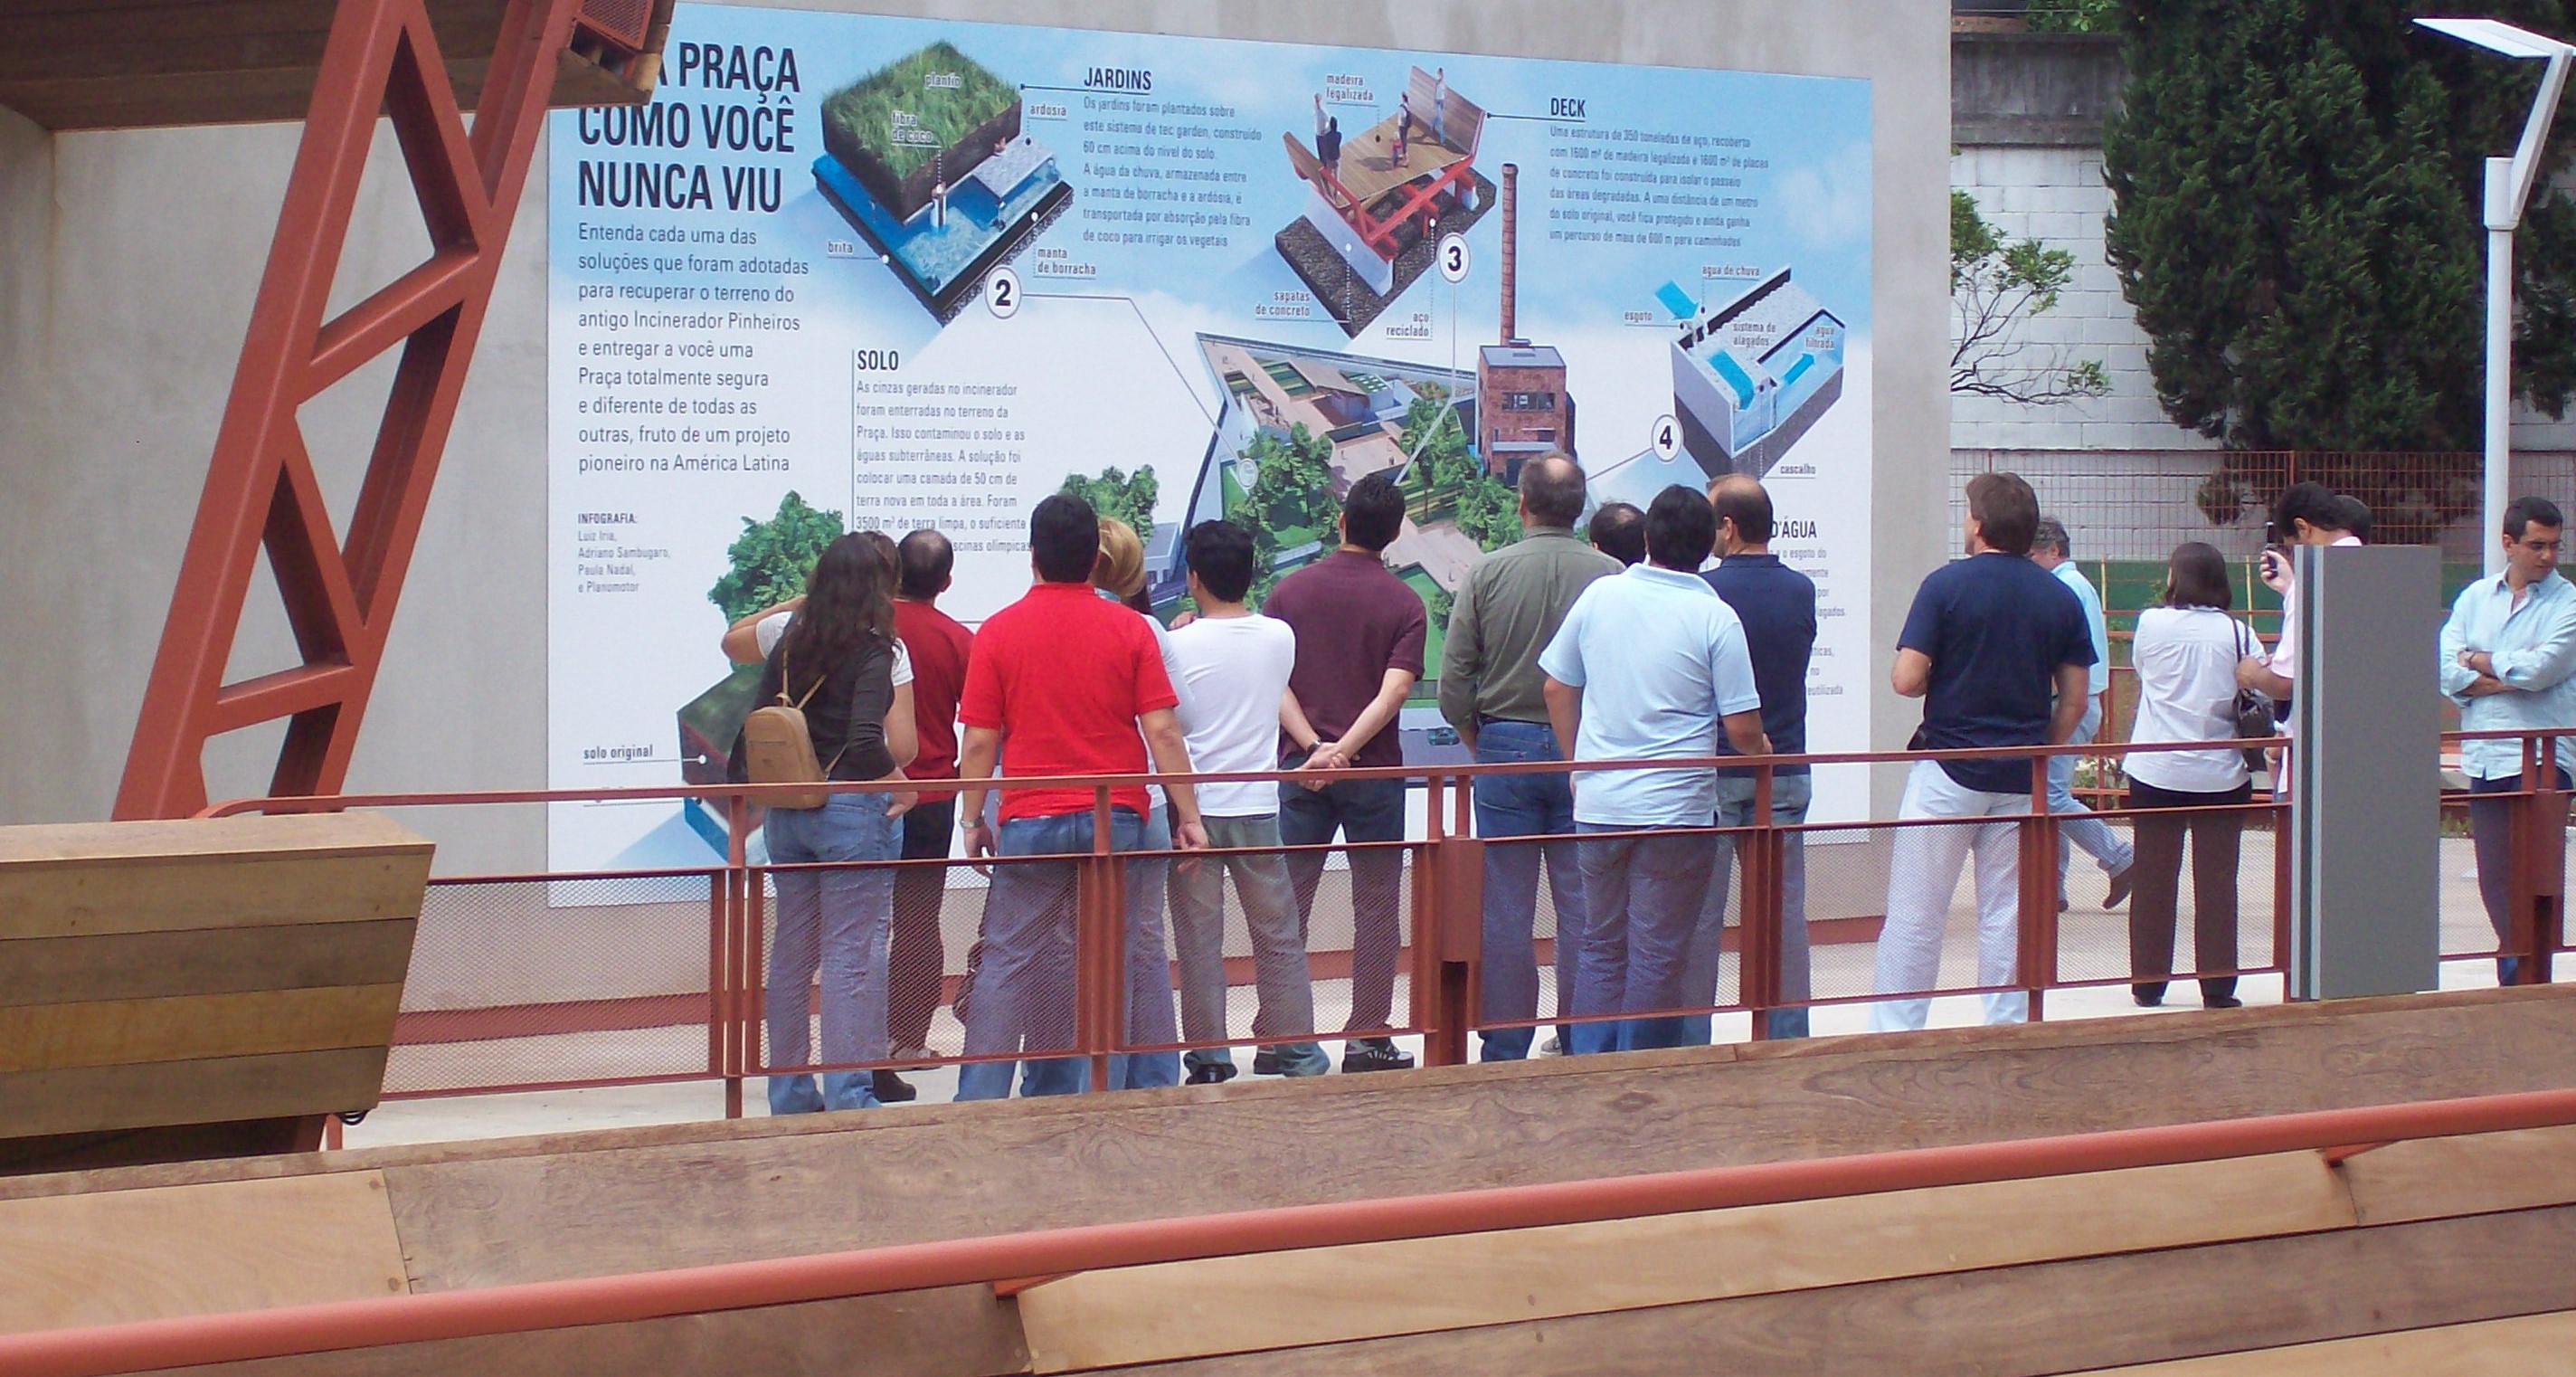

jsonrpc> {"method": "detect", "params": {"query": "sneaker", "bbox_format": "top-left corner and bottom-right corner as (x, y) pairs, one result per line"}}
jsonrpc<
(1340, 1038), (1416, 1074)
(870, 1068), (917, 1103)
(1251, 1048), (1284, 1076)
(1187, 1062), (1238, 1086)
(1539, 1034), (1563, 1057)
(2103, 864), (2136, 910)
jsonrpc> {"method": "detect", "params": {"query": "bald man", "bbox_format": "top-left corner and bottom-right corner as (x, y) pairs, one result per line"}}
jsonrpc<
(1438, 454), (1620, 1059)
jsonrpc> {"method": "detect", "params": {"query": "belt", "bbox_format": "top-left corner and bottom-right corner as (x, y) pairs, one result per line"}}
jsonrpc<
(1477, 716), (1549, 728)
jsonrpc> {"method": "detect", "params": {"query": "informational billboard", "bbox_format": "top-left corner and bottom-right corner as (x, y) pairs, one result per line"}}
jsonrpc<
(548, 3), (1874, 869)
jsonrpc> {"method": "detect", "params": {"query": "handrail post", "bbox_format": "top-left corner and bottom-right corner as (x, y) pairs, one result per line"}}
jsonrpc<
(2019, 754), (2060, 1021)
(1742, 763), (1782, 1040)
(2510, 732), (2568, 985)
(1417, 770), (1481, 1068)
(1074, 785), (1122, 1093)
(726, 793), (752, 1119)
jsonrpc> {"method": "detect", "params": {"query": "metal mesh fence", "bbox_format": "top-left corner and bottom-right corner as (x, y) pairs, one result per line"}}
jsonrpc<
(389, 870), (722, 1097)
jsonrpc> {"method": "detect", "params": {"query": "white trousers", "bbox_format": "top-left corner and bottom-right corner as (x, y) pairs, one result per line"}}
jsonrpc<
(1870, 759), (2031, 1031)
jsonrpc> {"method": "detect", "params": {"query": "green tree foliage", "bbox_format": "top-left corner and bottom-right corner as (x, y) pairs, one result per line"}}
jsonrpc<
(707, 491), (845, 622)
(2104, 0), (2576, 535)
(1227, 424), (1340, 606)
(1952, 190), (2112, 404)
(1397, 395), (1523, 552)
(1057, 464), (1160, 541)
(2027, 0), (2123, 32)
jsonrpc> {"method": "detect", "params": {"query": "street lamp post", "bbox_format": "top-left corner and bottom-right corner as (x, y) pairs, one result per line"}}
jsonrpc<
(2419, 17), (2572, 577)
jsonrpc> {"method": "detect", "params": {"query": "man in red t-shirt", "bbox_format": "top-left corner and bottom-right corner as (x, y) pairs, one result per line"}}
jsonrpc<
(954, 494), (1205, 1100)
(883, 530), (975, 1087)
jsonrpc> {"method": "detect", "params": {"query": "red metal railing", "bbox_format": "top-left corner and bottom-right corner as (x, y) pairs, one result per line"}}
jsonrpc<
(194, 729), (2575, 1121)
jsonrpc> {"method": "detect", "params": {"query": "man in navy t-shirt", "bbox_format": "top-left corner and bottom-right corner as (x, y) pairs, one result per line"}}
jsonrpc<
(1682, 475), (1819, 1042)
(1870, 471), (2094, 1031)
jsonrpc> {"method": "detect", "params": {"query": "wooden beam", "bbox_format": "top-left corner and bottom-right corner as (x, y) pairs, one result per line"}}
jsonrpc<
(2337, 1124), (2576, 1226)
(2060, 1310), (2576, 1375)
(1016, 1152), (2357, 1372)
(1086, 1206), (2576, 1376)
(0, 1171), (407, 1335)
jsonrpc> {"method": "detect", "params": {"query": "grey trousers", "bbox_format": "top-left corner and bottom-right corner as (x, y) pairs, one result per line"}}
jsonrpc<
(1168, 812), (1327, 1074)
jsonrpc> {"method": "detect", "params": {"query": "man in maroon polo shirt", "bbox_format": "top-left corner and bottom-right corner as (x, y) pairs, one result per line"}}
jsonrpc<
(1263, 472), (1426, 1073)
(953, 493), (1205, 1100)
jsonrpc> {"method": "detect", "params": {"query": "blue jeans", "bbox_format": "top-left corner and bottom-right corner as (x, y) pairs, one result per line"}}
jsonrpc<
(762, 793), (901, 1115)
(1568, 824), (1716, 1054)
(2052, 701), (2135, 886)
(954, 806), (1178, 1100)
(1682, 773), (1813, 1043)
(1281, 775), (1406, 1035)
(1470, 721), (1583, 1060)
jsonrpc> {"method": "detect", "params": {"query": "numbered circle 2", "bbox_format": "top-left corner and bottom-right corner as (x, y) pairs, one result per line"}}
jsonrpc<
(1651, 414), (1681, 462)
(1437, 232), (1471, 285)
(985, 267), (1022, 319)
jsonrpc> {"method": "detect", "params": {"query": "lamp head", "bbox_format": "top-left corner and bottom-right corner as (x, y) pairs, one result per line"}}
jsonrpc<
(2416, 17), (2573, 61)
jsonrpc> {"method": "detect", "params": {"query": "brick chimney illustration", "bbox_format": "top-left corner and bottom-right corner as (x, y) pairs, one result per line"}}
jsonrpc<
(1499, 162), (1520, 346)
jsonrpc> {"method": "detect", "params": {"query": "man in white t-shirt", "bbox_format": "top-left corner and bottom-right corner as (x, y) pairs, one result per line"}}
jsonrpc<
(1165, 520), (1334, 1081)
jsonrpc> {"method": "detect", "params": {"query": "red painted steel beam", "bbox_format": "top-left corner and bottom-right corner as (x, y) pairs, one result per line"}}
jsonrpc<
(9, 1086), (2576, 1377)
(113, 0), (582, 819)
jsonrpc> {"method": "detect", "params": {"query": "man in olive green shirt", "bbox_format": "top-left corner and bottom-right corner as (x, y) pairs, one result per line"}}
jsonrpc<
(1439, 454), (1620, 1059)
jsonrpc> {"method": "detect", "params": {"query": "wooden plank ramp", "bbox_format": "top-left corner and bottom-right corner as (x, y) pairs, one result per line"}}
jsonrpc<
(0, 814), (431, 1175)
(12, 987), (2576, 1375)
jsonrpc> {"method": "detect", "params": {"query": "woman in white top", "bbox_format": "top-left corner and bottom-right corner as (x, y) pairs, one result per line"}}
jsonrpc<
(2125, 542), (2255, 1010)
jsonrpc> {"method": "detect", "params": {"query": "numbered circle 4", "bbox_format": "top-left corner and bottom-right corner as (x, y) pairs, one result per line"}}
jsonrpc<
(1437, 232), (1471, 285)
(986, 267), (1022, 319)
(1651, 414), (1681, 462)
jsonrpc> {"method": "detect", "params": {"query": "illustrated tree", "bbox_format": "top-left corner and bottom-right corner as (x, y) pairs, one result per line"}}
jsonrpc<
(1057, 463), (1160, 540)
(1227, 424), (1340, 606)
(1397, 394), (1523, 552)
(2103, 0), (2576, 540)
(1952, 189), (2111, 405)
(706, 491), (844, 622)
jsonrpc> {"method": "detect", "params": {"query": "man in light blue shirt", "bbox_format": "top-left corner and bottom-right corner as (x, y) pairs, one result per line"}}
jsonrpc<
(2440, 496), (2576, 984)
(2032, 518), (2136, 908)
(1540, 486), (1767, 1054)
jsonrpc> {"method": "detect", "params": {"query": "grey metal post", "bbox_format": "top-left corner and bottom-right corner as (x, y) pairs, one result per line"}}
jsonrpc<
(2288, 543), (2441, 999)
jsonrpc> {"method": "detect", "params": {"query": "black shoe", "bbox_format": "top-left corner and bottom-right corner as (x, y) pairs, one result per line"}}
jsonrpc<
(2104, 865), (2136, 910)
(871, 1068), (917, 1103)
(1251, 1048), (1284, 1076)
(2201, 981), (2242, 1010)
(2132, 981), (2167, 1008)
(1187, 1062), (1237, 1086)
(1340, 1038), (1416, 1073)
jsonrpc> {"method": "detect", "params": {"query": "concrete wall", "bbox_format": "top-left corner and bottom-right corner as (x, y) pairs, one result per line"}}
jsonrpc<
(0, 0), (1950, 860)
(1950, 31), (2576, 461)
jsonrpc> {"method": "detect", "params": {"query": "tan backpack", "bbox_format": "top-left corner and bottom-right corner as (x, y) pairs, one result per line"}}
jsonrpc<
(738, 646), (846, 809)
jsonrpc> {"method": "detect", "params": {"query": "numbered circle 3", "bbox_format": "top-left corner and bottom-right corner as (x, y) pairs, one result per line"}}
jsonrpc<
(1437, 232), (1471, 285)
(1651, 414), (1681, 462)
(986, 267), (1022, 319)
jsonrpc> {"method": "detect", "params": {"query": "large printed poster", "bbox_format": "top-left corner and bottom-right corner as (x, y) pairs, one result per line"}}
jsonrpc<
(549, 5), (1874, 869)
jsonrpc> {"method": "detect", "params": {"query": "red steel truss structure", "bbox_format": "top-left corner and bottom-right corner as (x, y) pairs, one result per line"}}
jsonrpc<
(112, 0), (595, 819)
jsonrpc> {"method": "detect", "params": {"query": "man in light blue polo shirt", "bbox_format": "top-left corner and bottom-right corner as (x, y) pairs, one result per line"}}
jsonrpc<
(2441, 495), (2576, 984)
(2031, 518), (2136, 909)
(1540, 485), (1768, 1054)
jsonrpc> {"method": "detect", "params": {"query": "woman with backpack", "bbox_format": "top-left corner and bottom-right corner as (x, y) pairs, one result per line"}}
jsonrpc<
(736, 532), (918, 1113)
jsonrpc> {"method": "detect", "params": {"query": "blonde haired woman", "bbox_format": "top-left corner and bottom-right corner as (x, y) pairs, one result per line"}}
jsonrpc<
(1090, 517), (1187, 1086)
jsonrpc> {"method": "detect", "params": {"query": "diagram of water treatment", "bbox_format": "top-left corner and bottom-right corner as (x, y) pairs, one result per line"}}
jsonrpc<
(548, 4), (1873, 869)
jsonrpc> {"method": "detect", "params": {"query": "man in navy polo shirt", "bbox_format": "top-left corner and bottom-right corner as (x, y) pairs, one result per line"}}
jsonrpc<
(1682, 474), (1818, 1041)
(1871, 471), (2094, 1031)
